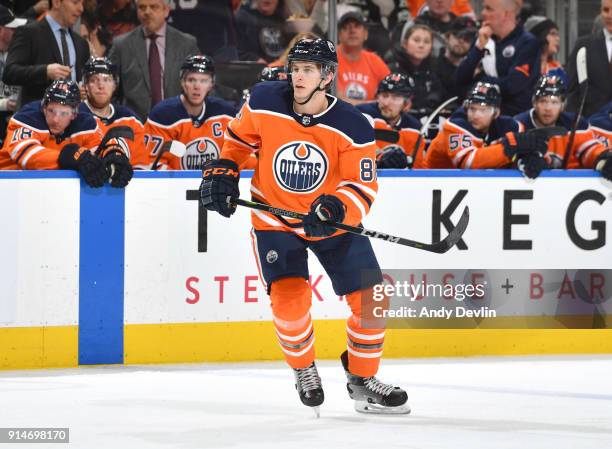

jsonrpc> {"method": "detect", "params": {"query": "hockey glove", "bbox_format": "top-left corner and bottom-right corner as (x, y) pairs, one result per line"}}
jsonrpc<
(103, 148), (133, 188)
(517, 152), (547, 179)
(376, 146), (409, 169)
(200, 158), (240, 218)
(502, 132), (548, 161)
(595, 151), (612, 181)
(302, 194), (346, 238)
(58, 143), (107, 188)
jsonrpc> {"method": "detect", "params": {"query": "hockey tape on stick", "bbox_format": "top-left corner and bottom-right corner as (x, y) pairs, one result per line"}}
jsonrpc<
(96, 125), (135, 156)
(150, 140), (187, 170)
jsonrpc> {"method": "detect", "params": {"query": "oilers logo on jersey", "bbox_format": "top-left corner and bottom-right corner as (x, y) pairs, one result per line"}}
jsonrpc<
(346, 83), (367, 100)
(273, 141), (328, 193)
(180, 137), (220, 170)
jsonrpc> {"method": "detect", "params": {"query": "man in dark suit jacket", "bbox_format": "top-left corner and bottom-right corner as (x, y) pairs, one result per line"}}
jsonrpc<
(567, 0), (612, 117)
(108, 0), (199, 121)
(2, 0), (90, 106)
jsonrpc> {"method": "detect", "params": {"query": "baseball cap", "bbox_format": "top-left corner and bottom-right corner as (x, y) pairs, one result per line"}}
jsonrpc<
(0, 6), (27, 28)
(449, 16), (478, 40)
(338, 11), (366, 29)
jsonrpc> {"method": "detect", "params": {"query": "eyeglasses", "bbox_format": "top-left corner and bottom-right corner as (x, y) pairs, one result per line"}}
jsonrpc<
(44, 106), (75, 118)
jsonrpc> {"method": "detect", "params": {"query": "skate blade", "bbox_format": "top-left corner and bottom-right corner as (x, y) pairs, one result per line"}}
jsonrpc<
(312, 406), (321, 418)
(354, 401), (411, 415)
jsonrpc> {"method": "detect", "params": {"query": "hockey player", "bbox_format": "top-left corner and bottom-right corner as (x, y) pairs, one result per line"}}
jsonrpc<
(0, 80), (132, 188)
(589, 103), (612, 180)
(514, 74), (610, 176)
(357, 73), (425, 169)
(144, 55), (236, 170)
(199, 38), (409, 415)
(81, 57), (149, 170)
(425, 81), (548, 178)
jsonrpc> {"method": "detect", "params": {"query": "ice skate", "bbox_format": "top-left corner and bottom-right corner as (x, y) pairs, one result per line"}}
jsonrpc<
(293, 362), (324, 417)
(340, 351), (410, 414)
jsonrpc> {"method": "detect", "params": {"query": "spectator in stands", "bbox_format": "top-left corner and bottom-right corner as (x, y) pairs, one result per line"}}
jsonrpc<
(80, 10), (113, 57)
(0, 5), (25, 144)
(169, 0), (239, 63)
(455, 0), (541, 116)
(97, 0), (139, 39)
(388, 24), (444, 112)
(336, 11), (390, 105)
(415, 0), (457, 34)
(407, 0), (474, 18)
(566, 0), (612, 117)
(236, 0), (289, 64)
(108, 0), (199, 121)
(5, 1), (48, 20)
(3, 0), (90, 106)
(435, 16), (477, 101)
(525, 16), (566, 85)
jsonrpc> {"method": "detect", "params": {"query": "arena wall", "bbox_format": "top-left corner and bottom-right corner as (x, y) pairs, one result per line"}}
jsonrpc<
(1, 170), (611, 370)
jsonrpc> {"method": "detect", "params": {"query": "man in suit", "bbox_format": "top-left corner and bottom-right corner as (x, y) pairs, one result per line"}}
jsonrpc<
(2, 0), (90, 106)
(108, 0), (199, 121)
(566, 0), (612, 117)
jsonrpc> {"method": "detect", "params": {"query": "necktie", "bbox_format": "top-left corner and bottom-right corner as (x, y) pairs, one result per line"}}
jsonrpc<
(59, 29), (71, 78)
(148, 34), (162, 107)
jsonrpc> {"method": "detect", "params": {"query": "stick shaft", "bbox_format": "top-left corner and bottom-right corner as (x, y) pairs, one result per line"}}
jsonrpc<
(233, 198), (468, 253)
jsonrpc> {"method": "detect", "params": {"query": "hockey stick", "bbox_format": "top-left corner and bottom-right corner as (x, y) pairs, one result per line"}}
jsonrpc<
(526, 126), (568, 139)
(374, 128), (400, 143)
(95, 125), (135, 156)
(374, 98), (459, 145)
(563, 47), (588, 168)
(150, 140), (187, 170)
(233, 198), (469, 254)
(409, 96), (459, 167)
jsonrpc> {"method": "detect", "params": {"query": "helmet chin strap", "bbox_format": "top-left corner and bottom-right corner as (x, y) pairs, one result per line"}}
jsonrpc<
(294, 78), (326, 106)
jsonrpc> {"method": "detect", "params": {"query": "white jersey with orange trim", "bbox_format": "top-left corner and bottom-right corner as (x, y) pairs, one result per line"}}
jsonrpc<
(221, 81), (379, 239)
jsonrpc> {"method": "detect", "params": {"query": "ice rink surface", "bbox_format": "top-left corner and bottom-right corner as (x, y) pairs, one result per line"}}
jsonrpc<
(1, 355), (611, 449)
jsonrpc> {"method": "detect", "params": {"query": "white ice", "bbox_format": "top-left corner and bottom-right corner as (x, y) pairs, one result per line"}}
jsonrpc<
(1, 355), (611, 449)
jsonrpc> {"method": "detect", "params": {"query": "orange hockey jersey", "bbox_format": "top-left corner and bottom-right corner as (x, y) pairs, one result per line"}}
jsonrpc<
(80, 102), (149, 169)
(425, 108), (523, 169)
(515, 109), (607, 169)
(336, 46), (391, 102)
(407, 0), (474, 18)
(357, 102), (425, 168)
(0, 101), (101, 170)
(144, 95), (236, 170)
(221, 81), (378, 238)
